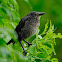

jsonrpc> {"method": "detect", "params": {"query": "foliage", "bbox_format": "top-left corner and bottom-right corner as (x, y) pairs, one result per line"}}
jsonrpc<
(26, 21), (62, 62)
(0, 0), (20, 42)
(0, 0), (62, 62)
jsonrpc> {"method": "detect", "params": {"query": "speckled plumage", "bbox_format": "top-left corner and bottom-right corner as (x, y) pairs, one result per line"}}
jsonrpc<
(7, 11), (45, 55)
(17, 16), (40, 40)
(15, 11), (42, 40)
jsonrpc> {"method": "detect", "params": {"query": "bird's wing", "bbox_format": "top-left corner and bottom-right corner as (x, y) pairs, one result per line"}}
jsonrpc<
(15, 16), (31, 33)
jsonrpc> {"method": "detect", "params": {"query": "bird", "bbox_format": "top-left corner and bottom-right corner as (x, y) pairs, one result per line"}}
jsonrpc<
(7, 11), (45, 55)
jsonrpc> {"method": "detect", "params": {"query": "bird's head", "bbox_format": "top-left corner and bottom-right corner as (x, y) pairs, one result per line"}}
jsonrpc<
(27, 11), (46, 20)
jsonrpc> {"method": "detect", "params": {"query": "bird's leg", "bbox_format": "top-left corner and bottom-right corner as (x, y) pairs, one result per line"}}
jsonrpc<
(23, 39), (32, 47)
(19, 41), (27, 56)
(7, 39), (15, 45)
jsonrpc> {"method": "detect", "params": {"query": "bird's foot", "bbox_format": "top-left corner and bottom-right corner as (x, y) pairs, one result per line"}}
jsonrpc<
(13, 42), (15, 45)
(23, 50), (27, 56)
(23, 39), (32, 47)
(28, 43), (32, 47)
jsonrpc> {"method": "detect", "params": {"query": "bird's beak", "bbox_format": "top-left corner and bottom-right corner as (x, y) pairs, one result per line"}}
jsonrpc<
(38, 12), (46, 16)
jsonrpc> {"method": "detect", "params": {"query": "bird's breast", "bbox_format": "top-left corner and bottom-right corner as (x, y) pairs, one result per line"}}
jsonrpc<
(20, 19), (40, 39)
(28, 20), (40, 36)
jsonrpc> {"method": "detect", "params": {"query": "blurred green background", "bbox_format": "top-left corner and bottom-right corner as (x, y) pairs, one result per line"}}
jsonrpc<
(0, 0), (62, 62)
(16, 0), (62, 61)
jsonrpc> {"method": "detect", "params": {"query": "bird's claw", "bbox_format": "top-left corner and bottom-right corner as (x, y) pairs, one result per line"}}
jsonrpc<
(28, 43), (32, 47)
(23, 50), (27, 56)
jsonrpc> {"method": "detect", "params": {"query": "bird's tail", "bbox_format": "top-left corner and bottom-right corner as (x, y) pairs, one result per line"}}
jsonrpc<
(7, 39), (15, 45)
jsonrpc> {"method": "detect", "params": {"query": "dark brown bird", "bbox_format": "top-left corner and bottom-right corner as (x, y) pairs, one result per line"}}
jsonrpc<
(7, 11), (45, 55)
